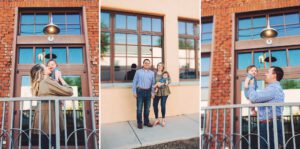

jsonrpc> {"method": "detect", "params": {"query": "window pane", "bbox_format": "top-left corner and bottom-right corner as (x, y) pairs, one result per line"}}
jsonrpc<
(254, 51), (270, 69)
(201, 76), (209, 87)
(52, 47), (67, 64)
(101, 68), (110, 81)
(152, 47), (162, 57)
(67, 24), (81, 35)
(19, 48), (33, 64)
(101, 12), (110, 28)
(115, 14), (126, 29)
(179, 59), (187, 69)
(252, 27), (264, 39)
(141, 35), (151, 45)
(114, 57), (126, 80)
(237, 52), (252, 70)
(69, 47), (83, 64)
(141, 46), (152, 57)
(179, 38), (185, 49)
(201, 56), (210, 72)
(21, 14), (34, 24)
(101, 45), (110, 56)
(153, 58), (162, 68)
(35, 25), (46, 35)
(36, 14), (49, 24)
(127, 57), (138, 68)
(127, 16), (137, 30)
(57, 24), (66, 35)
(178, 50), (187, 59)
(202, 22), (212, 33)
(142, 17), (151, 31)
(21, 25), (34, 35)
(272, 25), (285, 37)
(285, 13), (299, 24)
(286, 24), (300, 36)
(127, 46), (138, 57)
(53, 13), (65, 24)
(271, 50), (287, 67)
(201, 33), (212, 43)
(101, 32), (110, 44)
(62, 76), (82, 96)
(152, 36), (161, 47)
(270, 14), (284, 26)
(67, 14), (80, 24)
(186, 39), (194, 49)
(281, 79), (300, 89)
(187, 22), (194, 35)
(238, 18), (251, 29)
(115, 33), (126, 44)
(178, 21), (185, 34)
(253, 16), (266, 28)
(114, 45), (126, 56)
(152, 18), (162, 32)
(127, 34), (138, 45)
(35, 48), (50, 64)
(289, 49), (300, 66)
(188, 59), (196, 69)
(238, 29), (252, 40)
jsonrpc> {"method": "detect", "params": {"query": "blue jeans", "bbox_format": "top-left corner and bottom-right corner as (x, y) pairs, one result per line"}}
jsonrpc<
(136, 88), (151, 125)
(153, 96), (168, 119)
(259, 119), (283, 149)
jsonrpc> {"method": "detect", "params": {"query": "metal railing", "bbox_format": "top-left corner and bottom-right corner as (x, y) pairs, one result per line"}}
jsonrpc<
(0, 97), (99, 149)
(201, 102), (300, 149)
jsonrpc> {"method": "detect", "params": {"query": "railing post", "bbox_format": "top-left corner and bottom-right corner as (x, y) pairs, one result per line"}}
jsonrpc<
(272, 106), (279, 149)
(55, 99), (60, 149)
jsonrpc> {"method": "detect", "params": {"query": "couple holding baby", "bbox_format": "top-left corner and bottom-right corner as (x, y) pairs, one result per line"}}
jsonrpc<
(244, 65), (285, 148)
(132, 59), (171, 129)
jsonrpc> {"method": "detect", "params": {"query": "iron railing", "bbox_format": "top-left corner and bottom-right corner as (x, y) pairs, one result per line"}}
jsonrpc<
(0, 97), (99, 149)
(201, 102), (300, 149)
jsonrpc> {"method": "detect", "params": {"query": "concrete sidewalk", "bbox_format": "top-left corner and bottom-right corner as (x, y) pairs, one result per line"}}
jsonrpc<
(101, 113), (199, 149)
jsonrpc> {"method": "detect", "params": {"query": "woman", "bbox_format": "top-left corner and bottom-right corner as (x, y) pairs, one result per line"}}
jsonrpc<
(30, 64), (73, 148)
(153, 62), (171, 127)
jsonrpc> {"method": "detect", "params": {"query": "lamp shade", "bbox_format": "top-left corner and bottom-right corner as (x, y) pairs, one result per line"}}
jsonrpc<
(260, 27), (278, 38)
(43, 23), (60, 35)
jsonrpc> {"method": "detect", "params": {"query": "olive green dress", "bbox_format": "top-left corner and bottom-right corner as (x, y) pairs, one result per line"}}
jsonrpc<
(155, 72), (171, 97)
(33, 77), (73, 134)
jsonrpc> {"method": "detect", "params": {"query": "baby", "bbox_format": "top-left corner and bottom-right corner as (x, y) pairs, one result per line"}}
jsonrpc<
(47, 59), (62, 83)
(244, 65), (258, 116)
(155, 71), (170, 93)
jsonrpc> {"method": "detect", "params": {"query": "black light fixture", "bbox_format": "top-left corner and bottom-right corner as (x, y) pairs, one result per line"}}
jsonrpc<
(43, 16), (60, 41)
(264, 56), (277, 62)
(260, 18), (278, 44)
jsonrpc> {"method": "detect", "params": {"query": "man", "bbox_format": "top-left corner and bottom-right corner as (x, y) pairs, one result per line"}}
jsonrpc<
(132, 59), (155, 129)
(246, 66), (284, 149)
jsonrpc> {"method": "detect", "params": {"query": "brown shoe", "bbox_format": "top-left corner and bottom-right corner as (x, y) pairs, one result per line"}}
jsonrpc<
(138, 124), (143, 129)
(144, 123), (153, 127)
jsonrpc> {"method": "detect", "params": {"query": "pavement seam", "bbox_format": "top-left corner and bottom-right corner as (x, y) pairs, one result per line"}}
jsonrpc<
(128, 121), (143, 147)
(183, 114), (199, 123)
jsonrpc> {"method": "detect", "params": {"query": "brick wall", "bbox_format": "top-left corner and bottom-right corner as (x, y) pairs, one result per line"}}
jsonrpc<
(202, 0), (300, 147)
(0, 0), (99, 127)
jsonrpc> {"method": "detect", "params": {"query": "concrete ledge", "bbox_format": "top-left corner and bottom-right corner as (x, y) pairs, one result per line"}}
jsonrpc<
(101, 81), (199, 89)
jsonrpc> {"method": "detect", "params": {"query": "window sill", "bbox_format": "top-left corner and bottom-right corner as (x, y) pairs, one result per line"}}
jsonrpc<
(101, 80), (199, 89)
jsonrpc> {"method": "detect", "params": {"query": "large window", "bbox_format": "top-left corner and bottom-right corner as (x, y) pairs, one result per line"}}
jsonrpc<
(237, 48), (300, 70)
(178, 20), (199, 80)
(237, 12), (300, 40)
(101, 11), (163, 82)
(19, 11), (82, 35)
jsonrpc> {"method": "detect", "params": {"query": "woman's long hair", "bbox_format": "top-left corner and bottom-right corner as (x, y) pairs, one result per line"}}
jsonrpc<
(30, 64), (44, 96)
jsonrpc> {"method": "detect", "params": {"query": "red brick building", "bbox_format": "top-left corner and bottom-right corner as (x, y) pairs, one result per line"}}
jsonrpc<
(201, 0), (300, 147)
(0, 0), (99, 148)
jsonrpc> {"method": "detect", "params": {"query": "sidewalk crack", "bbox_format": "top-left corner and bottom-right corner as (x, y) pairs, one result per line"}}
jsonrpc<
(128, 121), (143, 147)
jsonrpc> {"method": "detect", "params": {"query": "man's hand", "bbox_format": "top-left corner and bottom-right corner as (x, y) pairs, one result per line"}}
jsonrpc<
(133, 94), (137, 98)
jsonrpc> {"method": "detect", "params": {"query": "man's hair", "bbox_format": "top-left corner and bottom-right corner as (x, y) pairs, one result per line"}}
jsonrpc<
(143, 59), (150, 64)
(246, 65), (256, 73)
(271, 66), (284, 81)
